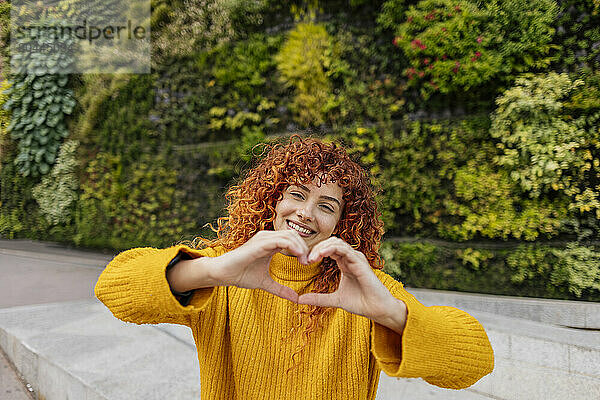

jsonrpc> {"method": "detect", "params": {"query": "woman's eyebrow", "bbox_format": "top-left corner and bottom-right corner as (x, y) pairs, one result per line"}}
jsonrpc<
(295, 184), (342, 207)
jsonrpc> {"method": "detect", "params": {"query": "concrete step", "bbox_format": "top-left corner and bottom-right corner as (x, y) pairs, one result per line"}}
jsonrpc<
(0, 298), (598, 400)
(409, 287), (600, 329)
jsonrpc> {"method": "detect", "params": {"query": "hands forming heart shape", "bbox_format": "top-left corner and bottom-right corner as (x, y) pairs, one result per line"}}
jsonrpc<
(211, 230), (406, 329)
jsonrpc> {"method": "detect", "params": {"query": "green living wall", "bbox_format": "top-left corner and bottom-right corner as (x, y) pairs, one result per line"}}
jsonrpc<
(1, 0), (599, 300)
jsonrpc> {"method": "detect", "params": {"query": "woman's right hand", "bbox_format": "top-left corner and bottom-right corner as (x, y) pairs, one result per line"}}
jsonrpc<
(211, 230), (310, 302)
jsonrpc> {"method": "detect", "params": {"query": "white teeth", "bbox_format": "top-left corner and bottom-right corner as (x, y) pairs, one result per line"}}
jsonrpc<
(288, 221), (313, 235)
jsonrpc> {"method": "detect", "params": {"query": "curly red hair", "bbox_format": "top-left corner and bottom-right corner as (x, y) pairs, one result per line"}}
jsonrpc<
(190, 135), (385, 369)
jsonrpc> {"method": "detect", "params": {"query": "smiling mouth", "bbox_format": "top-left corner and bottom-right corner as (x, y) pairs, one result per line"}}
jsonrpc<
(286, 220), (316, 236)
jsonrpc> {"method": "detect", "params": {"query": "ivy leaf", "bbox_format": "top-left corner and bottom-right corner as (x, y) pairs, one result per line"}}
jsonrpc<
(48, 104), (61, 115)
(56, 124), (67, 138)
(57, 76), (69, 87)
(46, 58), (57, 68)
(35, 148), (45, 163)
(62, 97), (76, 114)
(46, 114), (61, 127)
(44, 151), (56, 164)
(39, 162), (50, 175)
(33, 109), (47, 125)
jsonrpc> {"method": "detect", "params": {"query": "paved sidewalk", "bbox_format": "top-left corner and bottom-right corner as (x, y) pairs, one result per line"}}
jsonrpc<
(0, 238), (113, 399)
(0, 347), (33, 400)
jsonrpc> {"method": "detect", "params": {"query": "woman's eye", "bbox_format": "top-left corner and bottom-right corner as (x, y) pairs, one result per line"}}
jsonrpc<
(291, 192), (304, 200)
(320, 204), (334, 213)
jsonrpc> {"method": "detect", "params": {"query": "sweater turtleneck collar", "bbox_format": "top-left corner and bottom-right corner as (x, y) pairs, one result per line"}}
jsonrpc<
(270, 252), (323, 282)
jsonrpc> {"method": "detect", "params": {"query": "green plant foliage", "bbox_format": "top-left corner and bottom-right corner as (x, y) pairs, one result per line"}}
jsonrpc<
(0, 79), (10, 162)
(490, 71), (600, 231)
(507, 243), (600, 297)
(0, 141), (58, 240)
(344, 116), (498, 235)
(455, 247), (493, 271)
(153, 0), (267, 62)
(275, 22), (340, 127)
(3, 10), (76, 177)
(563, 69), (600, 114)
(491, 72), (588, 196)
(3, 72), (75, 177)
(505, 244), (553, 284)
(382, 241), (600, 300)
(31, 140), (79, 225)
(0, 0), (10, 77)
(329, 27), (406, 128)
(75, 152), (196, 249)
(380, 241), (440, 279)
(387, 0), (558, 98)
(551, 243), (600, 297)
(552, 0), (600, 71)
(73, 74), (155, 165)
(441, 162), (568, 240)
(204, 33), (285, 140)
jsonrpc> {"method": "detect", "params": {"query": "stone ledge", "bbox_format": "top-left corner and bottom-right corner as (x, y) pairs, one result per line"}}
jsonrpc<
(408, 287), (600, 329)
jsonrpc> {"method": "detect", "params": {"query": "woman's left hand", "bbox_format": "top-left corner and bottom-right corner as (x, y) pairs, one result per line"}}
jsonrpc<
(296, 237), (408, 334)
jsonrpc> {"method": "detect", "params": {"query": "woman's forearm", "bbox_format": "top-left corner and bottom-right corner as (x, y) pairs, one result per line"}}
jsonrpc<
(167, 256), (223, 293)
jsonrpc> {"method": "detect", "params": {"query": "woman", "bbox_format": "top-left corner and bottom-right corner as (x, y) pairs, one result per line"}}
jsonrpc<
(95, 136), (494, 399)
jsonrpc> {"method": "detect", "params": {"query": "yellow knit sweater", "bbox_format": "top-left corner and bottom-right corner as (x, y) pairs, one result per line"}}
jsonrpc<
(95, 244), (494, 399)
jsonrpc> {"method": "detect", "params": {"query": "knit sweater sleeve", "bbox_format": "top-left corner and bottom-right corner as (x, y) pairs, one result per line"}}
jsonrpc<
(94, 244), (219, 327)
(370, 270), (494, 390)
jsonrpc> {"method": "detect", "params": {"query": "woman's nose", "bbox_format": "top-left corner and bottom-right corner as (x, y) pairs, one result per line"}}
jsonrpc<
(297, 207), (313, 221)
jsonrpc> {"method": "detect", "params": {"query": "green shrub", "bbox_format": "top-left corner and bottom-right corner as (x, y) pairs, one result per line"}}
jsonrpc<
(330, 28), (405, 127)
(507, 243), (600, 297)
(380, 241), (440, 279)
(441, 162), (568, 240)
(382, 240), (600, 300)
(32, 140), (79, 225)
(3, 8), (76, 177)
(73, 74), (155, 165)
(153, 0), (267, 61)
(344, 116), (497, 235)
(505, 244), (553, 284)
(455, 247), (494, 271)
(75, 152), (196, 249)
(552, 0), (600, 71)
(491, 72), (587, 196)
(3, 72), (76, 177)
(551, 243), (600, 297)
(0, 0), (10, 77)
(490, 72), (600, 232)
(275, 22), (339, 127)
(386, 0), (558, 98)
(0, 79), (10, 164)
(205, 33), (285, 140)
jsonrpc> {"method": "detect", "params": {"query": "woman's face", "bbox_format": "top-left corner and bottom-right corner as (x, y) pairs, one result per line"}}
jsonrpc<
(273, 179), (344, 251)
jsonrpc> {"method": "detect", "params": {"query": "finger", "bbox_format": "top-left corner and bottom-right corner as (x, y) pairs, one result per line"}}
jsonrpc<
(283, 230), (310, 264)
(309, 241), (354, 264)
(263, 236), (307, 262)
(297, 292), (340, 308)
(306, 237), (339, 263)
(261, 279), (299, 303)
